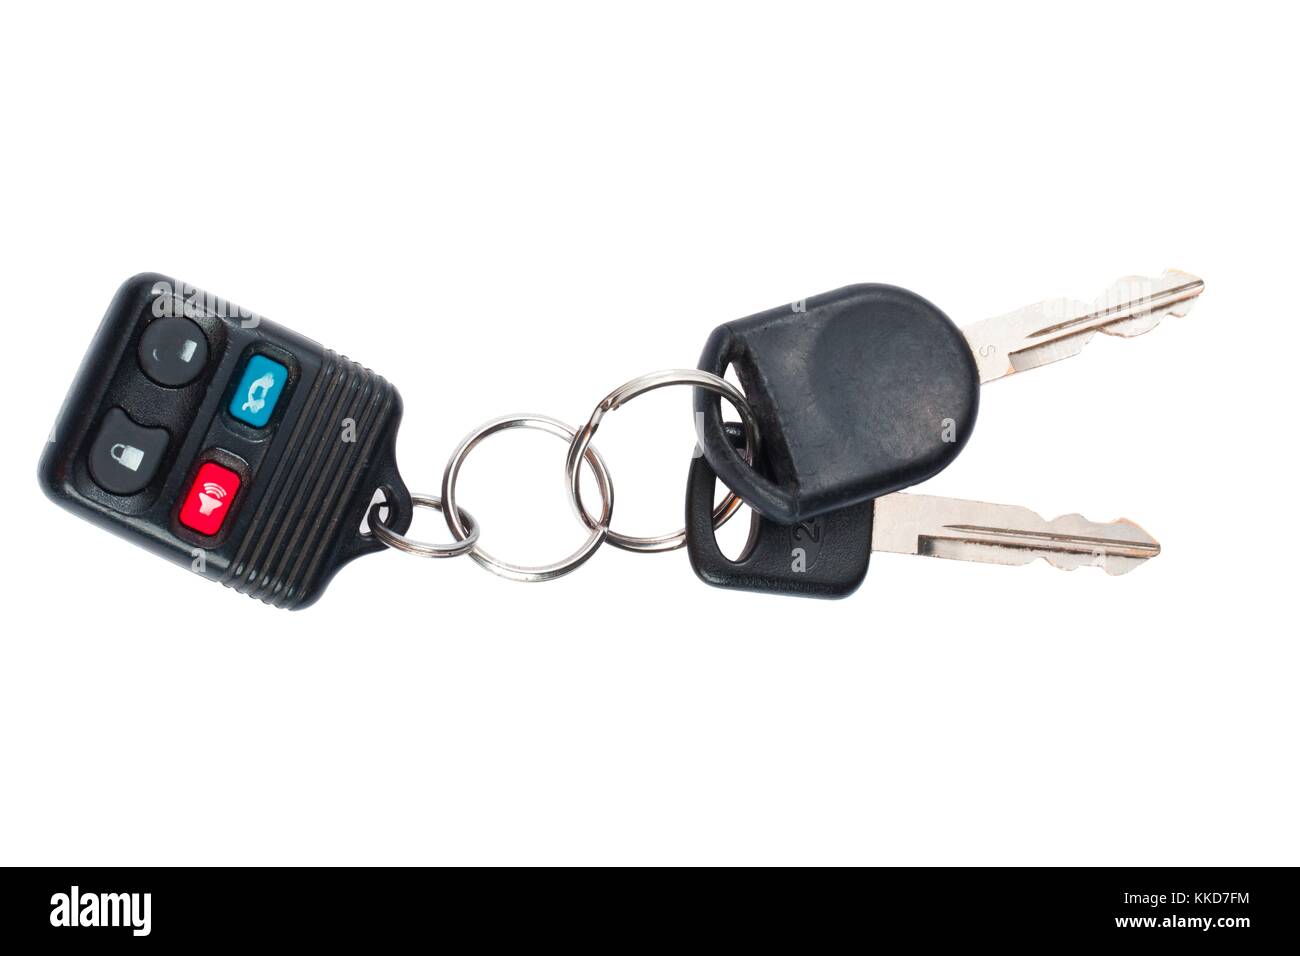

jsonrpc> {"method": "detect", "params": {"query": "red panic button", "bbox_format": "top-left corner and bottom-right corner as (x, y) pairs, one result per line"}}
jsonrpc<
(179, 462), (242, 535)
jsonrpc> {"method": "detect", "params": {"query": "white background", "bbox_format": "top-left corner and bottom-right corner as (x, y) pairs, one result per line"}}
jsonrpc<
(1, 2), (1296, 866)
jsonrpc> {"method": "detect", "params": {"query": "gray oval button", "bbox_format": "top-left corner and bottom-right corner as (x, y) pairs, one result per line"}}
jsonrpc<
(138, 317), (209, 386)
(88, 408), (169, 495)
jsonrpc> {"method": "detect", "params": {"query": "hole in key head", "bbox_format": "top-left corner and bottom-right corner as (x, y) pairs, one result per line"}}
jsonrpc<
(358, 487), (391, 537)
(722, 361), (743, 393)
(714, 500), (755, 561)
(711, 362), (757, 562)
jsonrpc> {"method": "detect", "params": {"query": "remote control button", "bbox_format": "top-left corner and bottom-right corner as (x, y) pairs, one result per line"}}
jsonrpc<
(178, 461), (242, 535)
(88, 408), (169, 495)
(138, 317), (209, 386)
(229, 355), (288, 427)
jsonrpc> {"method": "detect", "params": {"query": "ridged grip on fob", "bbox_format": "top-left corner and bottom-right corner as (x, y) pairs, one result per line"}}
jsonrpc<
(221, 351), (407, 607)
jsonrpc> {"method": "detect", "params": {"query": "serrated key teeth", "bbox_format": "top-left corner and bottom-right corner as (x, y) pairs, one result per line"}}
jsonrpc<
(1095, 270), (1203, 338)
(964, 268), (1205, 382)
(1045, 513), (1161, 575)
(1164, 271), (1204, 319)
(872, 494), (1162, 576)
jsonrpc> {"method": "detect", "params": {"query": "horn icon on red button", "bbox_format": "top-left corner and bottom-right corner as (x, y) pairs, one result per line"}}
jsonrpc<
(179, 462), (242, 535)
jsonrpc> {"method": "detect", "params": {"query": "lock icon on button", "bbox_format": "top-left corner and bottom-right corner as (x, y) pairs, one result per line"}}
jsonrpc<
(110, 442), (145, 472)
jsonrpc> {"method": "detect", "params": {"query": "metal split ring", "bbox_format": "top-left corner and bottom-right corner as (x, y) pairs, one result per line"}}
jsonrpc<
(564, 369), (760, 553)
(366, 494), (480, 558)
(368, 369), (759, 578)
(441, 414), (614, 582)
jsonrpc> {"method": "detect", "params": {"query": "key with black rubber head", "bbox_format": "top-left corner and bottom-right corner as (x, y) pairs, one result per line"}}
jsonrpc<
(687, 425), (1160, 599)
(693, 272), (1202, 525)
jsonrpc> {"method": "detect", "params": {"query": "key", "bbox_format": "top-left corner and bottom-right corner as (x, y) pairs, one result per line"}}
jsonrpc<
(871, 493), (1160, 575)
(961, 270), (1204, 384)
(685, 426), (1159, 598)
(693, 283), (980, 525)
(692, 271), (1202, 524)
(39, 274), (413, 609)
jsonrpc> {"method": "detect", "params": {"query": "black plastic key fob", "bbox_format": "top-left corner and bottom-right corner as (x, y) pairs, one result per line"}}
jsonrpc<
(694, 284), (979, 523)
(39, 274), (413, 609)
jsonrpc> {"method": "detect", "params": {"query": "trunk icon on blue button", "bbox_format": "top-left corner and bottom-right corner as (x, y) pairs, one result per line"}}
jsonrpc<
(229, 354), (288, 427)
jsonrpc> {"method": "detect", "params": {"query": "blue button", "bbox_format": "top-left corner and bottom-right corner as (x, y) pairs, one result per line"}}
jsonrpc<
(229, 355), (288, 427)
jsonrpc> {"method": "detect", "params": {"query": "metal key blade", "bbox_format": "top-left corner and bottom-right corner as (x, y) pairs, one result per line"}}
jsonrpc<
(962, 269), (1204, 384)
(873, 493), (1160, 575)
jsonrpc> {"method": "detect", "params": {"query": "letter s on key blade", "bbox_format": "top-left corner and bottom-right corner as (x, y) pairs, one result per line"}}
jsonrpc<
(961, 269), (1204, 384)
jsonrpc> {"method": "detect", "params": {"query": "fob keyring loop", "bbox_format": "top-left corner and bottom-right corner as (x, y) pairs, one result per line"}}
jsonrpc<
(367, 494), (480, 558)
(565, 369), (760, 553)
(441, 414), (615, 582)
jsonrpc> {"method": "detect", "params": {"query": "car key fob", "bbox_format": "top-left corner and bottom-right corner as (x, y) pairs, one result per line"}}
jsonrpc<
(39, 274), (413, 609)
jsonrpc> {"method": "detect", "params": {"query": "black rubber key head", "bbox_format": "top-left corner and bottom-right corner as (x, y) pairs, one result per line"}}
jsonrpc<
(686, 424), (874, 599)
(694, 284), (978, 524)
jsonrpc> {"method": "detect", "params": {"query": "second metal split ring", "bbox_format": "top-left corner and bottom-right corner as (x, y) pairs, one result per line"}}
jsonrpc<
(564, 369), (760, 553)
